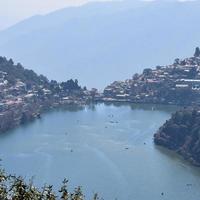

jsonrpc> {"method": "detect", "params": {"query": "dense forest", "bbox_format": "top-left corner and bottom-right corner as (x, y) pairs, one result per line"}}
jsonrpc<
(154, 108), (200, 166)
(0, 56), (82, 92)
(0, 57), (48, 86)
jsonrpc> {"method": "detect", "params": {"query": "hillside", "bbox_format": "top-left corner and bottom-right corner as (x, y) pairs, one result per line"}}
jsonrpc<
(154, 108), (200, 166)
(0, 56), (48, 86)
(102, 47), (200, 106)
(1, 0), (200, 88)
(0, 56), (92, 133)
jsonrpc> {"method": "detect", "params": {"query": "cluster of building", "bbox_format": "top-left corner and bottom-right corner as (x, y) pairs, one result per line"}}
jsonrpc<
(2, 48), (200, 133)
(103, 49), (200, 105)
(0, 68), (96, 133)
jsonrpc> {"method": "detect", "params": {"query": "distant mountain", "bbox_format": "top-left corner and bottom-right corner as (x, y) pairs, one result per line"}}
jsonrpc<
(0, 0), (200, 88)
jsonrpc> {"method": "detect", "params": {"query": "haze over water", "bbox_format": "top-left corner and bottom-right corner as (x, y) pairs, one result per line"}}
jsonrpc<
(0, 103), (200, 200)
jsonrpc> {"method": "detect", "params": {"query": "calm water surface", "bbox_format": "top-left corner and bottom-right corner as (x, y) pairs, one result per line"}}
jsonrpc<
(0, 103), (200, 200)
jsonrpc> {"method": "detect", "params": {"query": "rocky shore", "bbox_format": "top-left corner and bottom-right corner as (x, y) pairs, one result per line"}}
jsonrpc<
(154, 108), (200, 166)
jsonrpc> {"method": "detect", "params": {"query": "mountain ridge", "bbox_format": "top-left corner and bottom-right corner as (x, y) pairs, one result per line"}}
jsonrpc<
(0, 0), (200, 88)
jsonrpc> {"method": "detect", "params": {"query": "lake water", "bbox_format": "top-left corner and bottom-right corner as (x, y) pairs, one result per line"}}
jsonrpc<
(0, 103), (200, 200)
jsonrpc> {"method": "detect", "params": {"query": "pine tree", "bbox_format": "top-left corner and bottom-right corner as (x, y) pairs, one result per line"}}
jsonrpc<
(194, 47), (200, 57)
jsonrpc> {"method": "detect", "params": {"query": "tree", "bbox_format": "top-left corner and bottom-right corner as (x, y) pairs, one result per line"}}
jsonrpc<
(143, 68), (152, 76)
(61, 79), (81, 92)
(194, 47), (200, 57)
(174, 58), (180, 65)
(0, 167), (100, 200)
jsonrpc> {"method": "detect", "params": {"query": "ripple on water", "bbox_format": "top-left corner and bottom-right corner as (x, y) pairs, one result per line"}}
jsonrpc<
(0, 104), (199, 200)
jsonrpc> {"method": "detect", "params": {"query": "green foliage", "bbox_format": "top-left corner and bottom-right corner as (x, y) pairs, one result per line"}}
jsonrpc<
(142, 68), (152, 76)
(156, 108), (200, 161)
(0, 56), (48, 86)
(0, 169), (100, 200)
(0, 56), (83, 93)
(194, 47), (200, 57)
(60, 79), (81, 92)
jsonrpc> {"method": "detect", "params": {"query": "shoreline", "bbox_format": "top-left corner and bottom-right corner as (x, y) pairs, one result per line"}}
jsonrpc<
(0, 100), (178, 135)
(154, 108), (200, 167)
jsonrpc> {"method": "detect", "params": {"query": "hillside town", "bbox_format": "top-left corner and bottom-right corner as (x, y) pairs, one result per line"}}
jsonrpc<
(103, 47), (200, 105)
(0, 57), (98, 133)
(2, 48), (200, 133)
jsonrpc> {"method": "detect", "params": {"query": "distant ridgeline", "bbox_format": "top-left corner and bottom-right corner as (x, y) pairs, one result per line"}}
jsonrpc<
(103, 47), (200, 106)
(0, 56), (95, 133)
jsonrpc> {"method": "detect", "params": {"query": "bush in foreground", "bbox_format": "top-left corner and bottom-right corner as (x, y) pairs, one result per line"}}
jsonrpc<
(0, 169), (99, 200)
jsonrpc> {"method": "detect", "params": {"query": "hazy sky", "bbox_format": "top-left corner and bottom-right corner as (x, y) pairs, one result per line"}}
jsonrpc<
(0, 0), (110, 30)
(0, 0), (196, 31)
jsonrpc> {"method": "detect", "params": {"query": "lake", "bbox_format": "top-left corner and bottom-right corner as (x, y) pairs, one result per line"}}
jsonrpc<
(0, 103), (200, 200)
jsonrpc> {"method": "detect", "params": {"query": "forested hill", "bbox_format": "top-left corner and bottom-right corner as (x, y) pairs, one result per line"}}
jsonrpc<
(1, 0), (200, 88)
(0, 56), (48, 86)
(0, 56), (90, 133)
(0, 56), (82, 92)
(154, 108), (200, 167)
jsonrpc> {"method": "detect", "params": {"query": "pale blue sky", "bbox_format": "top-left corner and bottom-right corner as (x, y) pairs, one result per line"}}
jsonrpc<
(0, 0), (111, 30)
